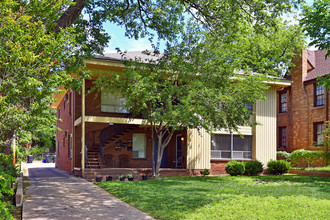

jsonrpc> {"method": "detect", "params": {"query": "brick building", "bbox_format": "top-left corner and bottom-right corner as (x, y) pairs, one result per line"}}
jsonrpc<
(52, 52), (290, 180)
(277, 50), (330, 152)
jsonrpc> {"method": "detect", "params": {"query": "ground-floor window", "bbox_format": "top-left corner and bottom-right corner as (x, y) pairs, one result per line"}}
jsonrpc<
(132, 133), (146, 159)
(314, 122), (324, 145)
(211, 134), (252, 159)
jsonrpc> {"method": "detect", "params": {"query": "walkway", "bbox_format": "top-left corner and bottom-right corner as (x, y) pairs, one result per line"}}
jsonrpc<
(22, 163), (154, 220)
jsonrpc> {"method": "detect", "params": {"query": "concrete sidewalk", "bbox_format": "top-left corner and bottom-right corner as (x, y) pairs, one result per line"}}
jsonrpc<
(22, 163), (154, 220)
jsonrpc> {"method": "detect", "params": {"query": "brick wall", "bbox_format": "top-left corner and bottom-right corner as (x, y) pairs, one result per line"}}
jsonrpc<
(56, 91), (73, 173)
(277, 50), (329, 153)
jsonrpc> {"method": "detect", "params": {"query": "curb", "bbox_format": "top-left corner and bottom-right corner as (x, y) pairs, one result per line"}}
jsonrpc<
(15, 173), (23, 207)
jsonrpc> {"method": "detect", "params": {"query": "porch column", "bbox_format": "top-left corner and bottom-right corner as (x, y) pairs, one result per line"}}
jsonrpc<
(81, 79), (86, 176)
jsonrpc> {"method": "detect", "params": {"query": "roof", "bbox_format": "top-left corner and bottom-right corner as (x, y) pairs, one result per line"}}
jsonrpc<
(94, 51), (162, 63)
(306, 50), (330, 81)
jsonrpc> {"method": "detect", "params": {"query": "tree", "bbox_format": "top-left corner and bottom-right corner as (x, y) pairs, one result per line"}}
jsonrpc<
(0, 0), (84, 152)
(301, 0), (330, 90)
(301, 0), (329, 57)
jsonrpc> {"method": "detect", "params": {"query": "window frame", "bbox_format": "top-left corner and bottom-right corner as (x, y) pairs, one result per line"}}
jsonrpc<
(100, 90), (128, 114)
(211, 134), (253, 160)
(314, 84), (325, 107)
(279, 92), (287, 113)
(278, 126), (287, 148)
(68, 134), (73, 159)
(313, 122), (324, 145)
(132, 133), (147, 159)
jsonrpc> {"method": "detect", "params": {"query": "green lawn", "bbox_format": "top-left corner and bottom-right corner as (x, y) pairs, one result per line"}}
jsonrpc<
(96, 175), (330, 220)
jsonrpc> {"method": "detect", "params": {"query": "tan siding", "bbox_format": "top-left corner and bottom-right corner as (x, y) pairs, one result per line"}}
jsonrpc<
(213, 126), (252, 135)
(255, 86), (277, 167)
(187, 129), (211, 169)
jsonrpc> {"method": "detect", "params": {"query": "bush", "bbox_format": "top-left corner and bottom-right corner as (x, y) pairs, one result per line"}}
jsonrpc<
(277, 151), (291, 160)
(267, 160), (290, 175)
(0, 153), (20, 219)
(290, 149), (325, 167)
(225, 160), (245, 176)
(200, 169), (210, 177)
(244, 160), (263, 176)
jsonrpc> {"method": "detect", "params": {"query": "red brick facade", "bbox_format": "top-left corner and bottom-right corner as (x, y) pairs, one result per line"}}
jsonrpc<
(277, 50), (330, 153)
(56, 91), (74, 173)
(57, 79), (188, 175)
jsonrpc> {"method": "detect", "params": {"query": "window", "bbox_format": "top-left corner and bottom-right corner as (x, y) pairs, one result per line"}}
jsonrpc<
(314, 84), (325, 106)
(314, 122), (324, 145)
(279, 92), (287, 113)
(57, 141), (60, 156)
(101, 90), (128, 113)
(68, 134), (73, 159)
(278, 127), (287, 148)
(211, 134), (252, 159)
(69, 93), (72, 115)
(132, 134), (146, 159)
(244, 103), (254, 115)
(58, 108), (61, 119)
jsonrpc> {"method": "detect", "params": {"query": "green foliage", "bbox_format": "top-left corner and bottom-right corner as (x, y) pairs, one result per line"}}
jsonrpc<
(0, 0), (84, 151)
(200, 169), (210, 177)
(244, 160), (263, 176)
(267, 160), (291, 175)
(277, 151), (291, 159)
(225, 160), (245, 176)
(290, 149), (326, 167)
(0, 153), (19, 219)
(28, 146), (48, 161)
(301, 0), (330, 58)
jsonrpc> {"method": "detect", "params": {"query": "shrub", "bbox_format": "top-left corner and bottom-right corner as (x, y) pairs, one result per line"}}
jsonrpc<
(200, 169), (210, 177)
(244, 160), (263, 176)
(267, 160), (290, 175)
(277, 151), (291, 160)
(290, 149), (325, 167)
(225, 160), (245, 176)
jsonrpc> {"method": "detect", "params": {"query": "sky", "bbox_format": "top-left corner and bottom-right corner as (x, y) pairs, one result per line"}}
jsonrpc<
(103, 21), (164, 53)
(102, 0), (316, 54)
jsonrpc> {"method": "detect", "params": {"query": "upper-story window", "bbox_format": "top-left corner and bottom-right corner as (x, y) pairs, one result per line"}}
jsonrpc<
(314, 122), (324, 145)
(58, 108), (61, 119)
(314, 84), (325, 107)
(101, 90), (128, 113)
(279, 92), (287, 113)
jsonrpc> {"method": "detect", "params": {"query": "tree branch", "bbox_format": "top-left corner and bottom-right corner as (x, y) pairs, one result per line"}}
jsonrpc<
(55, 0), (86, 33)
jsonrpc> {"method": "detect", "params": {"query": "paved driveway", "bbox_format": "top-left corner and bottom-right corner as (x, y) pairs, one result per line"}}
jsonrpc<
(23, 163), (154, 220)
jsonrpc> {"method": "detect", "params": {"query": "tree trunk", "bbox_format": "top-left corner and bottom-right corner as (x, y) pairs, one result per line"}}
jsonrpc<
(151, 123), (156, 176)
(153, 130), (174, 176)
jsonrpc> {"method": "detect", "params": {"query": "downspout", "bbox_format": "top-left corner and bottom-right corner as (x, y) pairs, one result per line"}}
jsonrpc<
(326, 91), (329, 121)
(81, 79), (86, 177)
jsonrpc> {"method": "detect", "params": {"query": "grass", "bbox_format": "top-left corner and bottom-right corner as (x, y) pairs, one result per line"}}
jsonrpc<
(96, 175), (330, 220)
(305, 166), (330, 172)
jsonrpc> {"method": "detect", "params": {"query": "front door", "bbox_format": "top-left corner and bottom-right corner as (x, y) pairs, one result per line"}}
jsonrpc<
(176, 135), (183, 168)
(154, 137), (168, 168)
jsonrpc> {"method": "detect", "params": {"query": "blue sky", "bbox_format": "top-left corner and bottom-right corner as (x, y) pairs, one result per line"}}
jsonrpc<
(103, 21), (164, 53)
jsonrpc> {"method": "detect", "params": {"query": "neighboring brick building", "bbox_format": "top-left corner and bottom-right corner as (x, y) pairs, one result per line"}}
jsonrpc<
(277, 50), (330, 153)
